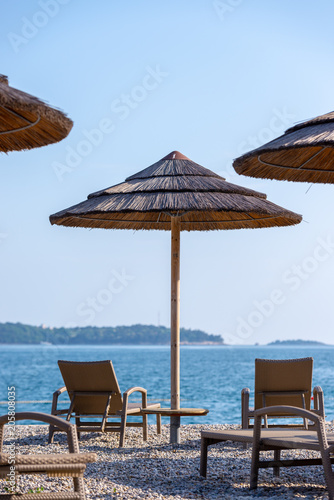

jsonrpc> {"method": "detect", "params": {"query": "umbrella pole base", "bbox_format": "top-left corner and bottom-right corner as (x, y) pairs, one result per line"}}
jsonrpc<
(170, 415), (180, 444)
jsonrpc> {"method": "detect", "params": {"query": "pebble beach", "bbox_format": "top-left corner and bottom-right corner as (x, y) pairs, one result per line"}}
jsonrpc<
(1, 423), (332, 499)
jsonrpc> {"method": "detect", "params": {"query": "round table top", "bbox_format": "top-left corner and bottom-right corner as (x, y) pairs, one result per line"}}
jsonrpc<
(141, 407), (209, 416)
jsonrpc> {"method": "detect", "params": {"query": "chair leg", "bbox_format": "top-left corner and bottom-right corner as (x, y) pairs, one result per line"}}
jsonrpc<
(250, 452), (259, 489)
(200, 437), (209, 477)
(250, 419), (261, 490)
(119, 413), (127, 447)
(48, 425), (55, 444)
(156, 414), (161, 434)
(73, 476), (86, 500)
(142, 412), (148, 441)
(76, 417), (81, 440)
(319, 448), (334, 500)
(243, 417), (250, 450)
(273, 449), (280, 477)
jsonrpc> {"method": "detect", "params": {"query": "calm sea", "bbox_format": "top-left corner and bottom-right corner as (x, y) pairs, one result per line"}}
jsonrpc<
(1, 345), (333, 425)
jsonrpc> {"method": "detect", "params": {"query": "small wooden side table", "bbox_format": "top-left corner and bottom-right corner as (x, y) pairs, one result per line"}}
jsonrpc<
(141, 407), (209, 444)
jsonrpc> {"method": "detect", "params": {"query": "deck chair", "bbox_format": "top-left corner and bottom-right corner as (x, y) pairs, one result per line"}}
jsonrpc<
(241, 357), (324, 430)
(251, 405), (334, 499)
(201, 406), (334, 498)
(0, 412), (96, 499)
(48, 360), (161, 447)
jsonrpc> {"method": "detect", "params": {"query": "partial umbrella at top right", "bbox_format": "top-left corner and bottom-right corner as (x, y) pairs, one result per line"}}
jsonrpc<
(233, 111), (334, 184)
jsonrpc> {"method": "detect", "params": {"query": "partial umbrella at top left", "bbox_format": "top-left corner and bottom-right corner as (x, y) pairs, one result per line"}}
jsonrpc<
(0, 74), (73, 153)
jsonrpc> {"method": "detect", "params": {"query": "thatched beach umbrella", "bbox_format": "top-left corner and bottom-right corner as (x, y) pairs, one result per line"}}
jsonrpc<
(233, 111), (334, 184)
(50, 151), (302, 443)
(0, 74), (73, 152)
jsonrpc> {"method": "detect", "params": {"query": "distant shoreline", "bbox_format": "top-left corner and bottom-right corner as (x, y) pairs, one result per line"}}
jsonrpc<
(1, 343), (332, 347)
(0, 322), (226, 346)
(0, 322), (329, 346)
(267, 339), (328, 346)
(0, 342), (226, 346)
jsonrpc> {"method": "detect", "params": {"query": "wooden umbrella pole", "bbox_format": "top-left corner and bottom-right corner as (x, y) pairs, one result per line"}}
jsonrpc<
(170, 216), (181, 444)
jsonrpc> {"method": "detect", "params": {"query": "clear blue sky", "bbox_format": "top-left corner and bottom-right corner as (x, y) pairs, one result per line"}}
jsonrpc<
(1, 0), (334, 344)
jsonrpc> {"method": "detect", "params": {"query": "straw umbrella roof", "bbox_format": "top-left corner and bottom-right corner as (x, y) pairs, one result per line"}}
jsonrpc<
(233, 111), (334, 184)
(50, 150), (302, 444)
(0, 74), (73, 152)
(50, 151), (302, 229)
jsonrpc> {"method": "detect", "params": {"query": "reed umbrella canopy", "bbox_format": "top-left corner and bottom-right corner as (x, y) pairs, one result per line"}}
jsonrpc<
(0, 74), (73, 152)
(50, 151), (302, 443)
(50, 150), (302, 230)
(233, 111), (334, 184)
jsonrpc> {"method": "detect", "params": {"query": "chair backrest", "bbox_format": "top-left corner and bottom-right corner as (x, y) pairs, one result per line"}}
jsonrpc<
(58, 360), (123, 415)
(254, 357), (313, 412)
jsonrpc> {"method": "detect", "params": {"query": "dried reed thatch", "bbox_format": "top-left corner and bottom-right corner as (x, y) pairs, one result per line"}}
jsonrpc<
(0, 74), (73, 152)
(50, 151), (302, 230)
(50, 151), (302, 445)
(233, 111), (334, 184)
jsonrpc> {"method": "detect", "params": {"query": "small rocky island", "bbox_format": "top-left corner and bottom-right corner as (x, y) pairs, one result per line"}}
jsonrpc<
(268, 339), (327, 346)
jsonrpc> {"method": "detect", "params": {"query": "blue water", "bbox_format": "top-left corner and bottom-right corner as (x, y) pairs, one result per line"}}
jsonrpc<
(1, 345), (333, 425)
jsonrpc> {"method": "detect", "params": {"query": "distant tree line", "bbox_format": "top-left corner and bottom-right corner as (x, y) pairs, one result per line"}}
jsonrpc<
(268, 339), (326, 346)
(0, 323), (225, 345)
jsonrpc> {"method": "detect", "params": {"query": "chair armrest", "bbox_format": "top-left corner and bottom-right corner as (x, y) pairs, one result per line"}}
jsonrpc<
(241, 388), (250, 428)
(252, 405), (328, 464)
(51, 386), (67, 415)
(0, 412), (75, 432)
(123, 387), (148, 410)
(313, 386), (325, 417)
(123, 386), (147, 397)
(0, 412), (82, 455)
(253, 405), (323, 424)
(54, 386), (67, 396)
(241, 387), (250, 399)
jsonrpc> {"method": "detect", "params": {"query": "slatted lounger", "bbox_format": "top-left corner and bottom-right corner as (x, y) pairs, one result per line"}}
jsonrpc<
(49, 360), (161, 447)
(201, 428), (260, 477)
(201, 406), (334, 499)
(241, 357), (324, 430)
(0, 412), (96, 499)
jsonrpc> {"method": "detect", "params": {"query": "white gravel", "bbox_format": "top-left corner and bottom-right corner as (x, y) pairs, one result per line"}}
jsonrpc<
(1, 423), (332, 499)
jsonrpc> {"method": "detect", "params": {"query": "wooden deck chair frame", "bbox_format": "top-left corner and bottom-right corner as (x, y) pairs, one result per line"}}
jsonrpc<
(251, 405), (334, 499)
(241, 357), (324, 430)
(0, 411), (96, 499)
(200, 406), (334, 498)
(48, 360), (161, 447)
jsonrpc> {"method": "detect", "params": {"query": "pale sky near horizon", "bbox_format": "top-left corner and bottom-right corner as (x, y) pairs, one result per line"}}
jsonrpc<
(1, 1), (334, 345)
